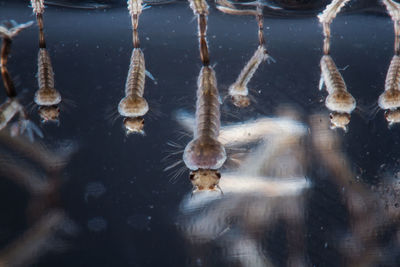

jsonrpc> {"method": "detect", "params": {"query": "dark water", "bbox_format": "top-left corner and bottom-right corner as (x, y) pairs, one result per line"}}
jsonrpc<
(0, 1), (399, 266)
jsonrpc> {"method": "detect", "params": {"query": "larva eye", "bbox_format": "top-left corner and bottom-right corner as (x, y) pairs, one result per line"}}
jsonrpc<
(189, 172), (195, 180)
(216, 172), (221, 179)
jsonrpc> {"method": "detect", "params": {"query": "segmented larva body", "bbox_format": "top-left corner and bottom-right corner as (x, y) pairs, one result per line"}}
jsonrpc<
(38, 48), (55, 90)
(229, 45), (268, 97)
(125, 48), (146, 97)
(194, 66), (220, 140)
(118, 48), (148, 119)
(320, 55), (347, 95)
(320, 55), (356, 115)
(378, 55), (400, 110)
(384, 55), (400, 92)
(188, 0), (209, 16)
(35, 48), (61, 107)
(183, 66), (226, 171)
(30, 0), (45, 15)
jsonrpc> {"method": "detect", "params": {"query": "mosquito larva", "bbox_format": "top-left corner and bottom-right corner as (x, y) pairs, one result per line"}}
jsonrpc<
(0, 21), (34, 98)
(117, 0), (153, 135)
(378, 55), (400, 118)
(217, 1), (271, 107)
(188, 0), (210, 65)
(229, 45), (269, 108)
(0, 21), (42, 140)
(183, 66), (226, 192)
(30, 0), (45, 15)
(36, 49), (55, 93)
(319, 55), (356, 131)
(31, 3), (62, 123)
(34, 48), (61, 123)
(118, 46), (149, 134)
(0, 22), (27, 118)
(188, 0), (209, 16)
(128, 0), (145, 30)
(382, 0), (400, 54)
(318, 0), (351, 55)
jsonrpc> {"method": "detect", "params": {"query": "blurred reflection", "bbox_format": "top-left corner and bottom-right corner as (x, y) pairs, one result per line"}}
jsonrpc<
(214, 0), (379, 17)
(0, 132), (76, 267)
(309, 115), (387, 266)
(178, 107), (310, 266)
(378, 0), (400, 126)
(178, 105), (400, 266)
(30, 0), (63, 124)
(43, 0), (112, 9)
(318, 1), (356, 132)
(117, 0), (154, 135)
(0, 20), (43, 141)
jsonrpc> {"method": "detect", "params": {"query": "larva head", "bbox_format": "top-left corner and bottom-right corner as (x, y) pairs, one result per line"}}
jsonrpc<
(384, 109), (400, 127)
(378, 90), (400, 110)
(231, 95), (250, 108)
(34, 88), (62, 106)
(190, 169), (221, 193)
(118, 95), (149, 117)
(325, 91), (356, 114)
(123, 117), (145, 135)
(329, 112), (350, 132)
(38, 105), (60, 123)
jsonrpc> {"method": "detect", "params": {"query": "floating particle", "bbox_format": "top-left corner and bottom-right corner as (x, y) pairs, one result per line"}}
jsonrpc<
(84, 182), (106, 203)
(87, 217), (107, 232)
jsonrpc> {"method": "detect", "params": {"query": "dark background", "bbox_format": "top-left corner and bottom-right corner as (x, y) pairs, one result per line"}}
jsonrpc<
(0, 0), (398, 266)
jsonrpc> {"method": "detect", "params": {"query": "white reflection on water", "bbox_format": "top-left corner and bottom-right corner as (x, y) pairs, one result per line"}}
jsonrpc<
(177, 107), (309, 266)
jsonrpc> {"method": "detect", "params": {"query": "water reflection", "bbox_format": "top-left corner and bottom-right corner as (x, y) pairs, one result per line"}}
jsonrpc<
(0, 132), (75, 267)
(178, 108), (400, 266)
(1, 1), (400, 266)
(178, 107), (309, 266)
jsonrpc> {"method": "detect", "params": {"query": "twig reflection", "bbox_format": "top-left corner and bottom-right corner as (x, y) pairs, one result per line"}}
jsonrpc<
(0, 133), (76, 267)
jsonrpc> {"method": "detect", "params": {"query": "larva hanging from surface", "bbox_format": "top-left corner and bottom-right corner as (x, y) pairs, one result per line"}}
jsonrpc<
(318, 0), (351, 55)
(378, 55), (400, 125)
(228, 45), (269, 108)
(319, 55), (356, 131)
(183, 66), (226, 192)
(0, 21), (43, 141)
(217, 0), (273, 108)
